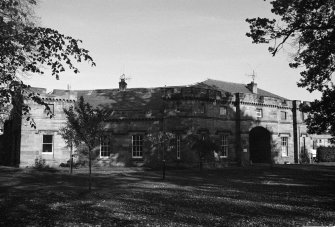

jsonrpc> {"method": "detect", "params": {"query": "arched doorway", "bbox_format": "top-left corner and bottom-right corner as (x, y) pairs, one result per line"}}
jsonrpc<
(249, 127), (271, 163)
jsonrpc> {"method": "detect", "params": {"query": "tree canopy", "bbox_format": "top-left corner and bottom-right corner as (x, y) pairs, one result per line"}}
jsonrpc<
(63, 96), (109, 189)
(0, 0), (95, 126)
(246, 0), (335, 136)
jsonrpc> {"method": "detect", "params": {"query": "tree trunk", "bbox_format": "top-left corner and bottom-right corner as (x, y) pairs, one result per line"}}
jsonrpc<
(88, 147), (92, 191)
(199, 150), (203, 172)
(69, 144), (73, 174)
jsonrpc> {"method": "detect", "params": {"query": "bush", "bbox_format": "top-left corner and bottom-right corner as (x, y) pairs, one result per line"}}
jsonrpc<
(34, 157), (47, 169)
(299, 148), (310, 164)
(317, 146), (335, 162)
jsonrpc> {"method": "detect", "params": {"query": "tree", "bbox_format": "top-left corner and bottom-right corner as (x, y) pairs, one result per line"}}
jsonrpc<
(63, 96), (108, 190)
(246, 0), (335, 136)
(187, 135), (218, 171)
(59, 123), (78, 174)
(1, 0), (95, 127)
(146, 131), (175, 179)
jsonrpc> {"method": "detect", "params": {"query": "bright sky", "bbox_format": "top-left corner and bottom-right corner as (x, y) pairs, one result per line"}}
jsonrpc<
(25, 0), (320, 101)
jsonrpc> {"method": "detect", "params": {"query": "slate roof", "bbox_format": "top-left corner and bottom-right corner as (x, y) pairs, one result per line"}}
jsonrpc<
(50, 79), (288, 112)
(197, 79), (288, 101)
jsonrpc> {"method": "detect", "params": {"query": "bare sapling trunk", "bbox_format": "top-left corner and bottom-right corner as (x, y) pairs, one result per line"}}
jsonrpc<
(88, 147), (92, 191)
(70, 144), (73, 174)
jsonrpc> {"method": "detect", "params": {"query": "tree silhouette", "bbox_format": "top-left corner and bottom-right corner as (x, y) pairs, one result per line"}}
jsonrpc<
(0, 0), (95, 127)
(63, 96), (108, 190)
(246, 0), (335, 137)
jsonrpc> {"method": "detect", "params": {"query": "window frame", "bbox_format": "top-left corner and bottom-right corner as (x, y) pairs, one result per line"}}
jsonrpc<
(256, 108), (263, 118)
(176, 134), (181, 160)
(100, 135), (111, 158)
(132, 134), (144, 159)
(219, 106), (227, 116)
(281, 136), (289, 157)
(200, 103), (206, 114)
(281, 111), (287, 120)
(42, 134), (53, 153)
(220, 135), (229, 158)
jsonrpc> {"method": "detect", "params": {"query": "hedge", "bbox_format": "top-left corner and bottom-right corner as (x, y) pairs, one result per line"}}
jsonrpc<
(316, 146), (335, 162)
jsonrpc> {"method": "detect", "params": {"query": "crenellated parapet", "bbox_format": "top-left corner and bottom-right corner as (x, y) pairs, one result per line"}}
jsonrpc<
(162, 86), (233, 103)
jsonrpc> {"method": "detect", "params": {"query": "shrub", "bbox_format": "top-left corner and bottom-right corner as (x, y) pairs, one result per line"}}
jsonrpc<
(299, 148), (310, 164)
(34, 157), (47, 169)
(317, 146), (335, 162)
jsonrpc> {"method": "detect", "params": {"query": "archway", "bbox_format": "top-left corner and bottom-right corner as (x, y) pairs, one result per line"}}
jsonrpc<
(249, 126), (271, 163)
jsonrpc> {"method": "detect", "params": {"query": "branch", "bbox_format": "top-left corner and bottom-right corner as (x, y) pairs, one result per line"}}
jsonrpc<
(272, 29), (295, 56)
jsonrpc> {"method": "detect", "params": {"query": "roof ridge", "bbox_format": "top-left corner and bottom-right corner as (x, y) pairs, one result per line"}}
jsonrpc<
(204, 78), (247, 86)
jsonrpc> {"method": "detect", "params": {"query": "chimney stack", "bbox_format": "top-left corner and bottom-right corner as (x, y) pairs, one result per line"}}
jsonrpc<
(247, 81), (257, 94)
(119, 78), (127, 91)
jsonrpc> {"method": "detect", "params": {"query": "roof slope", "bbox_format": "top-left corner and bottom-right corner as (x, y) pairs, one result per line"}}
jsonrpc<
(198, 79), (288, 100)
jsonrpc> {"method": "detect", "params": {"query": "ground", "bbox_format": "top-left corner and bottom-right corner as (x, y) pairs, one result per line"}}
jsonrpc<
(0, 165), (334, 226)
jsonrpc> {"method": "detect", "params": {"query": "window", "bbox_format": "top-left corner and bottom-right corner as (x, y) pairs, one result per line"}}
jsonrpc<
(100, 135), (111, 157)
(256, 109), (263, 118)
(132, 135), (143, 158)
(176, 135), (181, 160)
(42, 135), (53, 153)
(281, 111), (287, 120)
(200, 103), (205, 114)
(220, 135), (228, 158)
(219, 107), (227, 116)
(281, 137), (288, 156)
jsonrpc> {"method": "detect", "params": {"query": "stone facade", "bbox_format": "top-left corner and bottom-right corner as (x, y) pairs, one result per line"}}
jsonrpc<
(19, 89), (76, 167)
(0, 79), (324, 167)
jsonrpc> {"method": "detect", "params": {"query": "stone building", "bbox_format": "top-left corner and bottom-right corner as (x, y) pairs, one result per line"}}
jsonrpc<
(0, 79), (320, 167)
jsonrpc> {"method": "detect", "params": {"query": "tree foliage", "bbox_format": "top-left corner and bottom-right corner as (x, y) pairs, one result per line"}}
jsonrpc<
(246, 0), (335, 136)
(187, 135), (218, 170)
(63, 96), (109, 189)
(0, 0), (95, 127)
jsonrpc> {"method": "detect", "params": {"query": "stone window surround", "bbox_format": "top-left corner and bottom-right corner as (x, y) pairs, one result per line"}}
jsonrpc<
(132, 134), (144, 159)
(256, 108), (263, 118)
(281, 111), (287, 120)
(220, 134), (229, 158)
(42, 134), (53, 154)
(281, 136), (289, 157)
(100, 135), (111, 158)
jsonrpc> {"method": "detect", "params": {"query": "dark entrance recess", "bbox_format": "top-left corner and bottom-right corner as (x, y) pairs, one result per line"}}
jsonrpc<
(249, 126), (271, 163)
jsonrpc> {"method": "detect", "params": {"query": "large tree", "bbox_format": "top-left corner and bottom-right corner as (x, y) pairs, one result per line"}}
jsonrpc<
(1, 0), (95, 127)
(63, 96), (109, 190)
(246, 0), (335, 136)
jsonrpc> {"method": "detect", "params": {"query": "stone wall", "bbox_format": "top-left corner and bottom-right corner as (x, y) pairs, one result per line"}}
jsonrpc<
(19, 95), (76, 167)
(14, 84), (320, 168)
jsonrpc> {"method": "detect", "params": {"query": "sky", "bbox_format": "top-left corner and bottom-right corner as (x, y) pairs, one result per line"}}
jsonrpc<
(25, 0), (321, 101)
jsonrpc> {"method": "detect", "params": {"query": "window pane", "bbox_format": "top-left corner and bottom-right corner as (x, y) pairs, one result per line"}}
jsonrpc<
(132, 135), (143, 158)
(221, 135), (228, 157)
(176, 135), (181, 159)
(220, 107), (227, 116)
(100, 136), (111, 157)
(281, 137), (288, 156)
(43, 135), (53, 143)
(281, 111), (287, 120)
(43, 144), (52, 153)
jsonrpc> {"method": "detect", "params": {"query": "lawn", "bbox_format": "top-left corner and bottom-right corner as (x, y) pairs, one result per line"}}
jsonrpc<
(0, 165), (334, 226)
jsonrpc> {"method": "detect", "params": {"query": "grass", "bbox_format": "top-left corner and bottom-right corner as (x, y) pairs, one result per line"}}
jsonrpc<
(0, 165), (334, 226)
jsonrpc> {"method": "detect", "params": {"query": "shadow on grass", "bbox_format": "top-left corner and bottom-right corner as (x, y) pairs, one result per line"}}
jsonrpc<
(0, 165), (334, 226)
